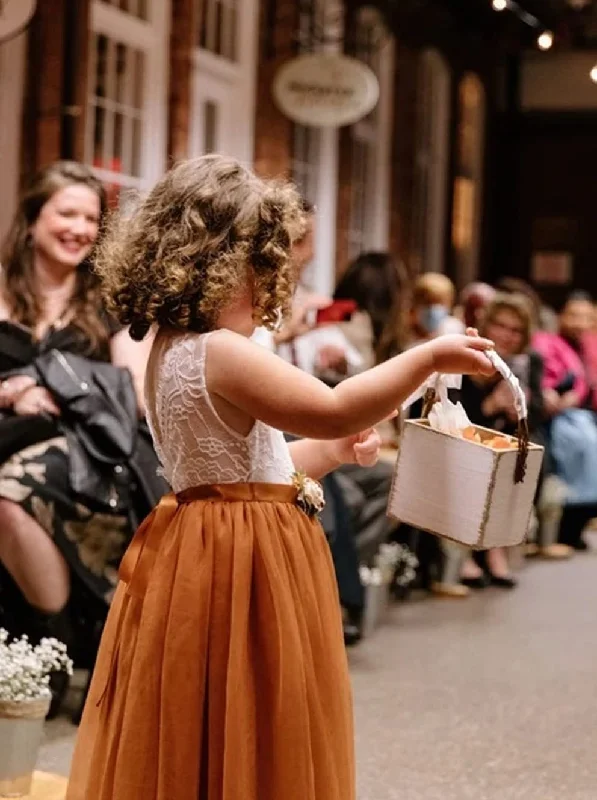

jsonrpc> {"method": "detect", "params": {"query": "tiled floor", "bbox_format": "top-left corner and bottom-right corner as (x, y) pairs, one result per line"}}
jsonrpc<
(40, 539), (597, 799)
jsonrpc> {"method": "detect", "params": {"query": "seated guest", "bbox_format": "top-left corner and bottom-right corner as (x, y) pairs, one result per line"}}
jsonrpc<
(533, 292), (597, 551)
(459, 293), (545, 587)
(407, 273), (463, 346)
(0, 162), (166, 716)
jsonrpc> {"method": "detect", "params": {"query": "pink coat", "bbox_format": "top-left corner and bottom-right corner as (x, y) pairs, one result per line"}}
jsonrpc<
(532, 331), (597, 410)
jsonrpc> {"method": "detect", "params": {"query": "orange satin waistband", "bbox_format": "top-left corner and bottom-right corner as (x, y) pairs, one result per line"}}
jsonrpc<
(119, 483), (298, 601)
(176, 482), (298, 505)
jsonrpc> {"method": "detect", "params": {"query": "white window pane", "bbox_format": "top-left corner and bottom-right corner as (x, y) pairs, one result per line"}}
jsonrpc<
(197, 0), (238, 62)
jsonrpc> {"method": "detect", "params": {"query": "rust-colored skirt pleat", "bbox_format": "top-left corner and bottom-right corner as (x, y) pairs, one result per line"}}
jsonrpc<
(67, 484), (355, 800)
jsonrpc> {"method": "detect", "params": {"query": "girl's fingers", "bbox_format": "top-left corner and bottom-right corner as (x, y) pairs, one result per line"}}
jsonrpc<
(467, 336), (494, 351)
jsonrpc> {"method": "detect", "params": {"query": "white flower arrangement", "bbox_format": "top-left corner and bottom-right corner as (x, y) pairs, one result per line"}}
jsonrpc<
(360, 543), (419, 589)
(0, 629), (73, 704)
(379, 543), (418, 589)
(292, 471), (325, 518)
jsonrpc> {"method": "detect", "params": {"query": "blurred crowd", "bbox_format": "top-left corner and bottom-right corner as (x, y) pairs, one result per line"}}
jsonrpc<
(1, 162), (597, 720)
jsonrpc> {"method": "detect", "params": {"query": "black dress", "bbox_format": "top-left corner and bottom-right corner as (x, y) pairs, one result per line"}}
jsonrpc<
(0, 319), (166, 608)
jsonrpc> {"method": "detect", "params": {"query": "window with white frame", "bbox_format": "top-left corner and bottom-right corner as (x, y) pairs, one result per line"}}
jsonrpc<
(411, 49), (451, 275)
(197, 0), (239, 61)
(346, 7), (387, 261)
(86, 0), (169, 204)
(452, 73), (485, 288)
(190, 0), (257, 163)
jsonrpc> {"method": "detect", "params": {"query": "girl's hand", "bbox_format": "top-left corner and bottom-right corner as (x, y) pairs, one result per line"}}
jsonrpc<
(429, 330), (495, 376)
(13, 386), (61, 417)
(0, 375), (36, 408)
(328, 410), (398, 467)
(328, 426), (383, 468)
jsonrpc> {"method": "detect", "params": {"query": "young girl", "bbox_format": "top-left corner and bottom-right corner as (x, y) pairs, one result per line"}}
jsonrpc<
(67, 155), (493, 800)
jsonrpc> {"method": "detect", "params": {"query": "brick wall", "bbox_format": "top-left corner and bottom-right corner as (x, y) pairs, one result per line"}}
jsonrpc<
(253, 0), (298, 178)
(21, 0), (90, 183)
(168, 0), (200, 163)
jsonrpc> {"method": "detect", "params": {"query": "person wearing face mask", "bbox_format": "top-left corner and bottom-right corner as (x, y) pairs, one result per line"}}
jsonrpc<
(408, 273), (464, 346)
(0, 162), (166, 718)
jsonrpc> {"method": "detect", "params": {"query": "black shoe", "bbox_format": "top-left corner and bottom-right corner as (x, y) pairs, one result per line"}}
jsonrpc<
(343, 621), (362, 647)
(461, 575), (490, 590)
(488, 574), (517, 589)
(573, 538), (589, 552)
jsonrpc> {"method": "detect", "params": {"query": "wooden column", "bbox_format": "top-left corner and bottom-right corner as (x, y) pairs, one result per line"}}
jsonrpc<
(21, 0), (67, 182)
(63, 0), (92, 163)
(334, 0), (358, 277)
(253, 0), (298, 178)
(169, 0), (200, 162)
(389, 43), (420, 276)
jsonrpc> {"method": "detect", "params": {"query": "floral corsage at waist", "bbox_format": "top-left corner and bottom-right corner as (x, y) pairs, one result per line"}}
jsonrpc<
(292, 471), (325, 518)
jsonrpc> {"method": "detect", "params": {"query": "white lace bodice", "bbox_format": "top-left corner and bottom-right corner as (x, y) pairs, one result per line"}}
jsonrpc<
(144, 331), (295, 493)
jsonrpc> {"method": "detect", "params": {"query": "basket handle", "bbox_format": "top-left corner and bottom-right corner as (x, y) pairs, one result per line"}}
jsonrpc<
(483, 350), (529, 483)
(420, 354), (530, 484)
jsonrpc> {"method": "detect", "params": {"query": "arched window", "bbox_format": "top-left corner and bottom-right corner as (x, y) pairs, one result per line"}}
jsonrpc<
(411, 49), (451, 274)
(452, 72), (485, 287)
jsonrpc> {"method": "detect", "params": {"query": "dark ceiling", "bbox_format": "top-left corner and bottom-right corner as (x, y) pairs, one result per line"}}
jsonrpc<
(369, 0), (597, 50)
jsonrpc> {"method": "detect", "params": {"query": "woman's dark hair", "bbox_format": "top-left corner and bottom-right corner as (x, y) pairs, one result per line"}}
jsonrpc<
(0, 161), (108, 352)
(334, 252), (410, 362)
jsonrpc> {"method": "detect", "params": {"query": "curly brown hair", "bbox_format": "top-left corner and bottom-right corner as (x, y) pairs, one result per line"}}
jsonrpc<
(95, 155), (306, 341)
(1, 161), (109, 353)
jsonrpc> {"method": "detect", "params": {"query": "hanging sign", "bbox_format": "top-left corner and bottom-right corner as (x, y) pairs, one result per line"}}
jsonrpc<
(0, 0), (36, 43)
(273, 53), (380, 128)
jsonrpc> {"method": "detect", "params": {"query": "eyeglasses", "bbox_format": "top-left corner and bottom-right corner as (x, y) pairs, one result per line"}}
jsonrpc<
(490, 319), (525, 337)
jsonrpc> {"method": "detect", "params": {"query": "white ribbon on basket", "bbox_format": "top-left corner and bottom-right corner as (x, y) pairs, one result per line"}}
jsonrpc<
(401, 351), (528, 421)
(401, 373), (462, 411)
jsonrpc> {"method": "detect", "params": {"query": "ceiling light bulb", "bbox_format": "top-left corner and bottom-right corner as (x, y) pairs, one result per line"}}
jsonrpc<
(590, 65), (597, 83)
(537, 31), (554, 50)
(492, 0), (508, 10)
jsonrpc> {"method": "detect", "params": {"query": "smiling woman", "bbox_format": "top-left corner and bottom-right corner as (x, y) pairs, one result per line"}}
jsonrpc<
(0, 161), (166, 719)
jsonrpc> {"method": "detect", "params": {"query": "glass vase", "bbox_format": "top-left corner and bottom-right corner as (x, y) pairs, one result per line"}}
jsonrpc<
(0, 697), (50, 798)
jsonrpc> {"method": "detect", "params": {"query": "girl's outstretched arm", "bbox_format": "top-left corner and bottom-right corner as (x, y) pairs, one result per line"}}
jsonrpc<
(207, 329), (493, 441)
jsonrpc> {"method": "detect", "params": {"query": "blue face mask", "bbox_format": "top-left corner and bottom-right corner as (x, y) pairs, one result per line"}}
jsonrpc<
(417, 304), (449, 334)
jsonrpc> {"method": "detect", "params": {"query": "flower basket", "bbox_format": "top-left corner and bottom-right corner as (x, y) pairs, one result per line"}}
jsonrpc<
(388, 419), (544, 549)
(0, 697), (51, 798)
(0, 630), (72, 797)
(389, 355), (545, 550)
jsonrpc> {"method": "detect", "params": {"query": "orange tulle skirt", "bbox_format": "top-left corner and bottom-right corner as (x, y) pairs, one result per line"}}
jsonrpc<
(66, 484), (355, 800)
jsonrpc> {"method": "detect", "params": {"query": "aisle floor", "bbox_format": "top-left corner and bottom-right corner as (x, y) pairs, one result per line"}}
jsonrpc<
(39, 540), (597, 799)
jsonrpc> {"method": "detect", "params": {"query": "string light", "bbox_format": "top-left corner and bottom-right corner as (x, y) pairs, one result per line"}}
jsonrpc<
(492, 0), (508, 10)
(590, 65), (597, 83)
(537, 30), (554, 50)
